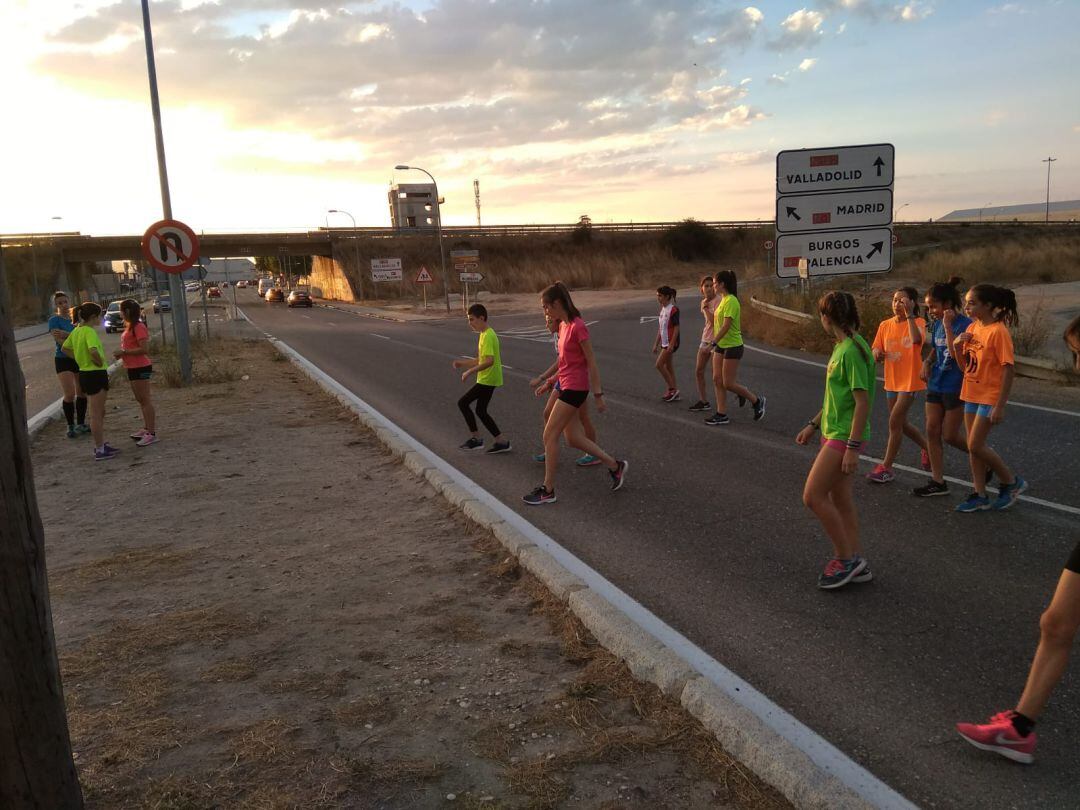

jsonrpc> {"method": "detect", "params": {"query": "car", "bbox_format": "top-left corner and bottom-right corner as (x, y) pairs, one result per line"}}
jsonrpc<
(221, 281), (229, 288)
(185, 282), (201, 292)
(207, 286), (222, 298)
(257, 278), (275, 298)
(152, 295), (172, 313)
(236, 280), (248, 289)
(287, 289), (313, 308)
(265, 288), (285, 303)
(103, 300), (125, 333)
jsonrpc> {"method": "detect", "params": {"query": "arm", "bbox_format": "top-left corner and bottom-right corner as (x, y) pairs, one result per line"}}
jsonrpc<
(50, 329), (69, 343)
(795, 409), (823, 445)
(580, 339), (606, 413)
(529, 359), (560, 388)
(89, 347), (104, 366)
(116, 331), (151, 359)
(991, 365), (1014, 424)
(905, 313), (923, 346)
(713, 317), (732, 344)
(460, 354), (493, 382)
(843, 390), (870, 474)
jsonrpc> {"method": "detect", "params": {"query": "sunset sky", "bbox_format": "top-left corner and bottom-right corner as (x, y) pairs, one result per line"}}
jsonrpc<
(1, 0), (1076, 235)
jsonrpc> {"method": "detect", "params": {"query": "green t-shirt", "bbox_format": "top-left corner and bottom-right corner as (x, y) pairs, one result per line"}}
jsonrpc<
(713, 294), (743, 349)
(62, 324), (107, 372)
(821, 335), (876, 441)
(476, 327), (503, 387)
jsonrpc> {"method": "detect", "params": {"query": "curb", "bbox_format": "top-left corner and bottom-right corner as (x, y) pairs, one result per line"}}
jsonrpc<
(26, 360), (123, 439)
(247, 317), (917, 810)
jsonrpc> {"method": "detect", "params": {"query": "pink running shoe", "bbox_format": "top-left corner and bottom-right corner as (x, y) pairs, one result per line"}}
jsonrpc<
(955, 711), (1036, 764)
(130, 428), (148, 440)
(866, 464), (895, 483)
(136, 432), (158, 447)
(920, 449), (932, 471)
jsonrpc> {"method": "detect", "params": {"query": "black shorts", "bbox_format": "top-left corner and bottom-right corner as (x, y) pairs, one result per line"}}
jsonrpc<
(127, 365), (153, 382)
(926, 390), (962, 410)
(1067, 542), (1080, 575)
(713, 344), (744, 360)
(55, 356), (79, 375)
(79, 370), (110, 395)
(558, 389), (589, 408)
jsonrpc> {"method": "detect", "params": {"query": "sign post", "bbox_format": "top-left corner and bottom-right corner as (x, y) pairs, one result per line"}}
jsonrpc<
(370, 257), (403, 283)
(451, 250), (480, 312)
(415, 265), (434, 309)
(775, 143), (895, 283)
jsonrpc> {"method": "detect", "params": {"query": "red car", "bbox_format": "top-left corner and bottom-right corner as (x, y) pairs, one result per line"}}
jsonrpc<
(207, 286), (222, 298)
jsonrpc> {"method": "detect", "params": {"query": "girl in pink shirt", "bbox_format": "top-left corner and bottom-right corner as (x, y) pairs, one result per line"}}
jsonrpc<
(523, 282), (628, 505)
(114, 299), (158, 446)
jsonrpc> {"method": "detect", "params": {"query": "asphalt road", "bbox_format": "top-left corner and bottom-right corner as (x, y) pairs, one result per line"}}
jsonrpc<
(32, 287), (1080, 808)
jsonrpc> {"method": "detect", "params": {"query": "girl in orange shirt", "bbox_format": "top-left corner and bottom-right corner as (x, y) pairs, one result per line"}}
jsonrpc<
(867, 287), (930, 483)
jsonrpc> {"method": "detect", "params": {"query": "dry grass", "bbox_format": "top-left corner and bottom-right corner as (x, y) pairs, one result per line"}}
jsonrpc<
(1012, 298), (1054, 356)
(262, 670), (349, 699)
(49, 545), (197, 596)
(153, 337), (242, 388)
(895, 229), (1080, 286)
(200, 657), (259, 683)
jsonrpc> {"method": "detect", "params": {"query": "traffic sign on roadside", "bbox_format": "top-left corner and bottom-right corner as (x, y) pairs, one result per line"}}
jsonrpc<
(141, 219), (199, 274)
(775, 188), (893, 234)
(451, 249), (480, 272)
(415, 266), (435, 283)
(763, 239), (774, 250)
(370, 257), (403, 282)
(776, 143), (894, 194)
(458, 271), (484, 283)
(776, 227), (893, 279)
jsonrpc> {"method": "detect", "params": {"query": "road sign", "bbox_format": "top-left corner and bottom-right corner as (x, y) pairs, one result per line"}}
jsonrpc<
(776, 188), (893, 234)
(370, 257), (403, 282)
(141, 218), (199, 274)
(764, 239), (775, 250)
(777, 143), (894, 194)
(776, 227), (893, 279)
(415, 266), (435, 283)
(458, 271), (484, 283)
(451, 249), (480, 272)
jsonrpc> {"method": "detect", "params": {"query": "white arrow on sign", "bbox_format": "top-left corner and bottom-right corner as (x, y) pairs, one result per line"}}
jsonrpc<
(458, 271), (484, 283)
(777, 143), (894, 195)
(776, 188), (893, 234)
(776, 227), (893, 278)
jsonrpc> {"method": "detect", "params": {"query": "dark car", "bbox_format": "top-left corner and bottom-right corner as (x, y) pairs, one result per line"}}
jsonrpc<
(265, 288), (285, 303)
(153, 295), (172, 314)
(103, 300), (125, 333)
(287, 289), (313, 308)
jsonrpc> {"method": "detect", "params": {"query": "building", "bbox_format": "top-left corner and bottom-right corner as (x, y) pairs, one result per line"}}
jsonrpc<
(388, 182), (440, 230)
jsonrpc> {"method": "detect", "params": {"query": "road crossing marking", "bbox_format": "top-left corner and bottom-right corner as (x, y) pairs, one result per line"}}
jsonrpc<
(371, 333), (391, 340)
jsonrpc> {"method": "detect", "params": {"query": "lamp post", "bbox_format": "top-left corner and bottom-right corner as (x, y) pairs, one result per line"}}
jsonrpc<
(893, 202), (910, 221)
(395, 165), (450, 313)
(1042, 156), (1057, 223)
(979, 201), (992, 223)
(328, 209), (364, 303)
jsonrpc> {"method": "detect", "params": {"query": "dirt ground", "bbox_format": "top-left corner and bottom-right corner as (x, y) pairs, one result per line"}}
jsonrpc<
(33, 329), (788, 809)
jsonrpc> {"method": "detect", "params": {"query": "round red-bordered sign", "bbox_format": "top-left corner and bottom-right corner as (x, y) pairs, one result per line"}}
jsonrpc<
(141, 219), (200, 274)
(891, 233), (900, 245)
(764, 239), (775, 250)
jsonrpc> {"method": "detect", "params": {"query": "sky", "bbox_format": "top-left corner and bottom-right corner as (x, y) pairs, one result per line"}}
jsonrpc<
(1, 0), (1077, 235)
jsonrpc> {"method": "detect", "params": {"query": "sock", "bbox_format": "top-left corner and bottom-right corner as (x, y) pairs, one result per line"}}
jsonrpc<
(62, 401), (75, 426)
(1011, 711), (1035, 737)
(75, 396), (87, 425)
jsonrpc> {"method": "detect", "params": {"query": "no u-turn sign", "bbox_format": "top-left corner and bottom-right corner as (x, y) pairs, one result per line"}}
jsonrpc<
(141, 219), (200, 274)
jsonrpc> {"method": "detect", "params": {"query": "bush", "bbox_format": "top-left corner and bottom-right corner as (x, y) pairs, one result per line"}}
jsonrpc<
(660, 219), (720, 262)
(1011, 299), (1052, 357)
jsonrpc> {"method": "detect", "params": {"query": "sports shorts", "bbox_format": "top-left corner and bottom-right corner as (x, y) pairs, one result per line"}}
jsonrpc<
(558, 389), (588, 408)
(55, 356), (79, 375)
(885, 390), (922, 400)
(1066, 541), (1080, 575)
(822, 438), (865, 454)
(713, 344), (744, 359)
(964, 402), (994, 418)
(926, 390), (962, 410)
(127, 365), (153, 382)
(79, 369), (109, 395)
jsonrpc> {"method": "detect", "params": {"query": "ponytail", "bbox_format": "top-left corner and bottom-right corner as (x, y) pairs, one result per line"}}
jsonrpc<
(900, 286), (921, 319)
(541, 281), (582, 321)
(714, 269), (738, 298)
(970, 283), (1019, 327)
(656, 285), (677, 302)
(926, 277), (963, 311)
(818, 291), (870, 363)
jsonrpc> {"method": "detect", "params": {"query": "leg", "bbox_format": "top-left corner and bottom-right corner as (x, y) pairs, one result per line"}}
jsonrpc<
(882, 394), (905, 469)
(88, 390), (106, 447)
(473, 385), (502, 440)
(58, 372), (77, 426)
(942, 406), (968, 453)
(925, 401), (945, 483)
(457, 384), (482, 437)
(694, 348), (710, 402)
(711, 352), (726, 413)
(655, 349), (675, 389)
(721, 358), (758, 407)
(827, 471), (861, 558)
(901, 401), (930, 452)
(966, 414), (1015, 493)
(664, 351), (677, 391)
(131, 379), (156, 433)
(542, 400), (580, 491)
(562, 413), (617, 471)
(1016, 570), (1080, 719)
(75, 380), (87, 425)
(802, 446), (856, 559)
(578, 400), (597, 443)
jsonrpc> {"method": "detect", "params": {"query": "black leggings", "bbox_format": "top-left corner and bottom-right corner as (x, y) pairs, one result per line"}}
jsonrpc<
(458, 383), (500, 436)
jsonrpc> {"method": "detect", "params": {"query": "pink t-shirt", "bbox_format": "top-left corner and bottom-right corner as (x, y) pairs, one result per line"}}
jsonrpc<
(120, 322), (152, 368)
(557, 317), (590, 391)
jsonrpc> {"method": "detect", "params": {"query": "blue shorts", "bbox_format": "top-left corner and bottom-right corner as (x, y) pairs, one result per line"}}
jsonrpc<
(964, 402), (993, 418)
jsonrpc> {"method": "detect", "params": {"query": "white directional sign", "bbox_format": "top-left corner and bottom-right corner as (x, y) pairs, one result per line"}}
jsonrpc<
(777, 143), (894, 194)
(451, 249), (480, 272)
(370, 257), (403, 282)
(776, 228), (893, 279)
(776, 188), (893, 234)
(458, 271), (484, 283)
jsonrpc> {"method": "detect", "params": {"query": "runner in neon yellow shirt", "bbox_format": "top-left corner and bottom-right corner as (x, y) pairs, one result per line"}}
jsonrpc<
(62, 302), (119, 460)
(452, 304), (510, 454)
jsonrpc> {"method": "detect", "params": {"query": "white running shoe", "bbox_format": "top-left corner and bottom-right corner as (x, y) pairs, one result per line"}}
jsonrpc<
(136, 432), (158, 447)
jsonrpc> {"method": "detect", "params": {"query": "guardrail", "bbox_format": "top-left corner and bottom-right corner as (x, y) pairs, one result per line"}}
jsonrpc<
(748, 296), (1075, 383)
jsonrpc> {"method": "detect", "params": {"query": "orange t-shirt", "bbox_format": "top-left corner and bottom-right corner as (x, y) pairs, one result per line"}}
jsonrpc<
(872, 316), (927, 393)
(960, 321), (1014, 406)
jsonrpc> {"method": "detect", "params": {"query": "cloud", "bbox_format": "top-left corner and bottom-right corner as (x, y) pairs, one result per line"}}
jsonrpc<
(767, 73), (788, 86)
(984, 109), (1007, 127)
(988, 2), (1026, 13)
(770, 8), (825, 51)
(798, 57), (818, 71)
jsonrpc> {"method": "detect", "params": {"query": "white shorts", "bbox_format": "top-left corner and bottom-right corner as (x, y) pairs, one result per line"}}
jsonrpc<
(699, 340), (713, 352)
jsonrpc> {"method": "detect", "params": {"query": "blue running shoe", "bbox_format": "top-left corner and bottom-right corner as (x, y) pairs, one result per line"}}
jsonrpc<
(956, 493), (992, 513)
(817, 556), (867, 590)
(533, 452), (546, 463)
(992, 477), (1028, 511)
(522, 485), (556, 505)
(575, 454), (602, 466)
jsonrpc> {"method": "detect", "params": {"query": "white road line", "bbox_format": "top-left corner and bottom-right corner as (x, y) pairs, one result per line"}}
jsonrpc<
(371, 333), (391, 340)
(326, 322), (337, 326)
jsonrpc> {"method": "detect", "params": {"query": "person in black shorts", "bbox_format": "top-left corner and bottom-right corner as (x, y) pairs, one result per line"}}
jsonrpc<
(47, 291), (88, 438)
(955, 316), (1080, 763)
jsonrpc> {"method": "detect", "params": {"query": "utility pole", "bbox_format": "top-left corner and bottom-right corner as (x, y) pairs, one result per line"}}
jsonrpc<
(140, 0), (192, 383)
(474, 179), (481, 228)
(1042, 156), (1057, 223)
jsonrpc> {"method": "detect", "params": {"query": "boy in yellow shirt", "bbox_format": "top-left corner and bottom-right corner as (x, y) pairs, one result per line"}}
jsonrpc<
(452, 304), (511, 454)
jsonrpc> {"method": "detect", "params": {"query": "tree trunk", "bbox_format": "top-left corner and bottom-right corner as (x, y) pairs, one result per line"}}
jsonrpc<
(0, 244), (84, 808)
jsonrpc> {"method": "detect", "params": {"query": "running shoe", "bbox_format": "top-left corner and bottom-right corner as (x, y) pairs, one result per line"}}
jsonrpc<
(955, 493), (992, 513)
(485, 441), (512, 455)
(575, 454), (602, 467)
(752, 394), (767, 421)
(130, 428), (148, 440)
(688, 400), (710, 412)
(913, 480), (949, 497)
(533, 452), (546, 463)
(522, 485), (556, 505)
(704, 412), (730, 426)
(76, 424), (91, 434)
(93, 445), (120, 461)
(136, 432), (158, 447)
(609, 460), (629, 492)
(817, 556), (867, 590)
(459, 437), (484, 451)
(661, 389), (673, 401)
(66, 426), (77, 439)
(663, 389), (681, 403)
(866, 464), (895, 483)
(955, 711), (1036, 764)
(851, 561), (874, 584)
(737, 394), (747, 408)
(920, 449), (932, 472)
(992, 477), (1028, 511)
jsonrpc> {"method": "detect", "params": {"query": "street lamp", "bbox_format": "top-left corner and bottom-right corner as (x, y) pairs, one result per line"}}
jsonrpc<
(328, 208), (364, 303)
(894, 202), (910, 221)
(395, 164), (450, 313)
(979, 201), (992, 223)
(1042, 156), (1057, 223)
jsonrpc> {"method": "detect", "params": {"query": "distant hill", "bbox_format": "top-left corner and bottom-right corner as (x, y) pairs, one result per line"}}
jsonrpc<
(939, 200), (1080, 222)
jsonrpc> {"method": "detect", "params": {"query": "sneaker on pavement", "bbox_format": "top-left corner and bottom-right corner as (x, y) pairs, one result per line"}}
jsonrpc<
(913, 480), (950, 497)
(76, 424), (91, 434)
(66, 426), (77, 439)
(866, 464), (895, 483)
(532, 452), (546, 463)
(955, 711), (1036, 764)
(136, 432), (158, 447)
(752, 394), (767, 421)
(663, 389), (681, 402)
(522, 485), (556, 505)
(575, 454), (602, 467)
(460, 437), (484, 451)
(992, 477), (1028, 511)
(609, 460), (629, 492)
(851, 561), (874, 584)
(688, 400), (710, 412)
(704, 412), (730, 426)
(956, 493), (992, 513)
(485, 440), (512, 455)
(817, 556), (867, 590)
(94, 445), (120, 461)
(130, 429), (148, 440)
(920, 449), (932, 471)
